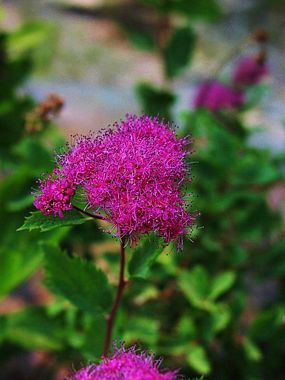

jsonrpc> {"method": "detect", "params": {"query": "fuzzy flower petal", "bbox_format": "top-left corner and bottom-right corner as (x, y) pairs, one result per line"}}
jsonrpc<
(193, 80), (244, 112)
(233, 56), (268, 87)
(71, 345), (177, 380)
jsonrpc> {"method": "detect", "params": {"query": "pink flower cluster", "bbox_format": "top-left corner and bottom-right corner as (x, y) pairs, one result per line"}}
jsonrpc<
(70, 345), (177, 380)
(34, 115), (195, 245)
(233, 56), (268, 87)
(34, 170), (75, 218)
(193, 55), (268, 112)
(193, 81), (244, 112)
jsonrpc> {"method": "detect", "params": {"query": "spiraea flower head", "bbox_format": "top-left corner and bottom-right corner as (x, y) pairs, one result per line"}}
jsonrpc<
(70, 345), (177, 380)
(193, 80), (244, 112)
(232, 56), (268, 87)
(34, 114), (195, 247)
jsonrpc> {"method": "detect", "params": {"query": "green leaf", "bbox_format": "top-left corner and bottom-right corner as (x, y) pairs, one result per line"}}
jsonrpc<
(210, 303), (231, 332)
(7, 22), (52, 58)
(209, 271), (236, 300)
(3, 306), (64, 350)
(119, 23), (156, 51)
(176, 315), (196, 339)
(43, 244), (112, 314)
(80, 314), (106, 360)
(136, 82), (176, 120)
(187, 345), (211, 375)
(12, 136), (54, 173)
(0, 243), (43, 297)
(249, 306), (285, 341)
(143, 0), (222, 20)
(179, 266), (213, 310)
(18, 210), (90, 232)
(163, 26), (196, 78)
(7, 193), (35, 212)
(170, 0), (222, 20)
(243, 337), (262, 362)
(122, 316), (159, 345)
(128, 235), (165, 279)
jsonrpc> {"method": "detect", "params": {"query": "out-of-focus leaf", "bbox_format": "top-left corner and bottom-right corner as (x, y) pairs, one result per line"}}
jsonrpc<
(233, 152), (279, 185)
(243, 337), (262, 362)
(143, 0), (222, 20)
(136, 82), (176, 120)
(120, 24), (156, 51)
(209, 271), (236, 300)
(18, 210), (90, 232)
(12, 136), (54, 173)
(210, 303), (231, 332)
(187, 345), (211, 375)
(3, 306), (65, 350)
(43, 244), (112, 314)
(80, 314), (106, 360)
(7, 193), (35, 211)
(0, 242), (42, 297)
(7, 22), (52, 58)
(179, 266), (213, 310)
(163, 26), (196, 78)
(176, 315), (196, 338)
(128, 235), (165, 279)
(249, 306), (285, 341)
(122, 316), (159, 345)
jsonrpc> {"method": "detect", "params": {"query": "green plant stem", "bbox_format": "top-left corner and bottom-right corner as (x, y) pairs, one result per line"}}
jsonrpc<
(103, 237), (127, 356)
(73, 205), (106, 221)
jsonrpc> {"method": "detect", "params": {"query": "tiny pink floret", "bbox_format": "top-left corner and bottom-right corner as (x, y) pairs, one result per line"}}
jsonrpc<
(70, 345), (177, 380)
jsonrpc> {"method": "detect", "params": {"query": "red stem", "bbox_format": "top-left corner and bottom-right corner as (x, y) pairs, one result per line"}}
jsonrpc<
(102, 237), (127, 356)
(73, 205), (106, 221)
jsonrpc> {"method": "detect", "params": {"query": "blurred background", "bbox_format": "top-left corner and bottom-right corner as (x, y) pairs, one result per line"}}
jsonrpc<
(2, 0), (285, 145)
(1, 1), (285, 379)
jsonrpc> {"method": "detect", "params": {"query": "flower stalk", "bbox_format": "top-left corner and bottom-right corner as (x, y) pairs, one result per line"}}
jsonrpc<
(103, 237), (127, 356)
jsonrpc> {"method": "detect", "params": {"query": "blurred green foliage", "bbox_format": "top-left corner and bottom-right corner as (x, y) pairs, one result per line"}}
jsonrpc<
(1, 2), (285, 380)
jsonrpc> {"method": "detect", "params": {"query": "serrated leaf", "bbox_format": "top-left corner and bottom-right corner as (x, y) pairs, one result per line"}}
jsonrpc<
(128, 235), (165, 279)
(209, 271), (236, 300)
(18, 210), (90, 232)
(187, 345), (211, 375)
(163, 26), (196, 78)
(43, 244), (112, 314)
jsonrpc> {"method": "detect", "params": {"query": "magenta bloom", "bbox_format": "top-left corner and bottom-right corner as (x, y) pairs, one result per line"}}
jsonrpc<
(34, 115), (195, 246)
(70, 345), (177, 380)
(193, 81), (244, 112)
(232, 56), (268, 86)
(33, 170), (75, 218)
